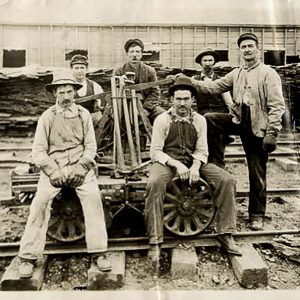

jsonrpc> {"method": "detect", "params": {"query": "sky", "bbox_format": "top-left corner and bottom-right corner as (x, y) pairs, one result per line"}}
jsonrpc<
(0, 0), (299, 25)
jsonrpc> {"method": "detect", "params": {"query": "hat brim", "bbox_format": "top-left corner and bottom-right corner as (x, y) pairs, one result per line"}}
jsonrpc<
(195, 51), (220, 64)
(45, 82), (83, 93)
(168, 84), (198, 98)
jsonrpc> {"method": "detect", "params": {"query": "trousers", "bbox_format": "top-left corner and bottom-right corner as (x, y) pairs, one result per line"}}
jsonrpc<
(205, 112), (268, 218)
(144, 162), (237, 244)
(19, 170), (107, 260)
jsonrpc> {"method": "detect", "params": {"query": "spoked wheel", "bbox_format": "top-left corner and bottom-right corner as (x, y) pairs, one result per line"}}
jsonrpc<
(47, 187), (85, 242)
(163, 177), (216, 236)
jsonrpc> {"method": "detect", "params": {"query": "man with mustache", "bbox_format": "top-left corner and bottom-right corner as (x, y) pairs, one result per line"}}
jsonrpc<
(145, 76), (241, 264)
(193, 47), (235, 168)
(17, 71), (111, 278)
(113, 38), (164, 124)
(190, 33), (285, 230)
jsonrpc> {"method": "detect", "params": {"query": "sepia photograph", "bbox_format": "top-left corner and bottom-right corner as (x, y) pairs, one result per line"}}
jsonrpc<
(0, 0), (299, 298)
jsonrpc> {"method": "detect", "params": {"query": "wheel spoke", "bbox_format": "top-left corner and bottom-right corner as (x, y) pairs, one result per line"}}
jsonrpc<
(163, 209), (177, 223)
(165, 193), (180, 204)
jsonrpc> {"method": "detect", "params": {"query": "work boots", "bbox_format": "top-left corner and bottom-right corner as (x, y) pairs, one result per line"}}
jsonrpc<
(217, 234), (242, 256)
(92, 253), (112, 272)
(249, 216), (264, 231)
(19, 258), (35, 278)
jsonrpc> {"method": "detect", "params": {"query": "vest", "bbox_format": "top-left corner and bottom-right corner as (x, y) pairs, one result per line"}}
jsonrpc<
(194, 73), (229, 115)
(74, 78), (95, 113)
(163, 114), (197, 167)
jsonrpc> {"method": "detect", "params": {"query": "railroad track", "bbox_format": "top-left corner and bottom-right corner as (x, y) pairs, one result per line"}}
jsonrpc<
(1, 229), (299, 258)
(0, 139), (299, 165)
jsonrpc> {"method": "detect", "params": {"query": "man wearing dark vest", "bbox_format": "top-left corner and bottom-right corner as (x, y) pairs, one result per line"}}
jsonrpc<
(70, 54), (104, 114)
(193, 47), (233, 115)
(17, 71), (111, 278)
(113, 38), (165, 124)
(145, 76), (241, 264)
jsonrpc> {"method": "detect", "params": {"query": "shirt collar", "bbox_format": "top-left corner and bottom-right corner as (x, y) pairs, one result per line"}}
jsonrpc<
(242, 60), (261, 71)
(167, 107), (195, 123)
(55, 102), (78, 115)
(201, 71), (214, 80)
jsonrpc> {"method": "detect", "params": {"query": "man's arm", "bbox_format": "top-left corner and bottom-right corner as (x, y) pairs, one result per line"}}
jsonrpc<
(191, 71), (234, 95)
(143, 66), (160, 111)
(265, 69), (285, 135)
(150, 114), (171, 165)
(221, 91), (234, 107)
(32, 111), (59, 177)
(92, 81), (104, 111)
(78, 110), (97, 171)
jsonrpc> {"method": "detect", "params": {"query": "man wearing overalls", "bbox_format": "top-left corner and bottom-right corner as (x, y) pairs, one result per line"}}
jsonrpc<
(18, 71), (111, 278)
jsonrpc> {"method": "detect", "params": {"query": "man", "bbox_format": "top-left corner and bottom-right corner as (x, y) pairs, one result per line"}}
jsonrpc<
(113, 38), (164, 124)
(70, 54), (104, 114)
(18, 71), (111, 278)
(190, 33), (285, 230)
(145, 76), (241, 263)
(193, 47), (233, 115)
(193, 47), (235, 166)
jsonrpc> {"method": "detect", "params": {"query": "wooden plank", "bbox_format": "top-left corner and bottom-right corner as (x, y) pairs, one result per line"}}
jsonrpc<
(132, 90), (142, 164)
(275, 157), (299, 172)
(87, 251), (125, 290)
(1, 256), (47, 291)
(229, 244), (268, 288)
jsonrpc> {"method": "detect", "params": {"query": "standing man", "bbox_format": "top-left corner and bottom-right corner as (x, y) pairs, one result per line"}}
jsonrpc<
(18, 71), (111, 278)
(113, 38), (164, 124)
(145, 76), (241, 263)
(193, 47), (234, 167)
(193, 47), (233, 115)
(190, 33), (285, 230)
(70, 54), (104, 114)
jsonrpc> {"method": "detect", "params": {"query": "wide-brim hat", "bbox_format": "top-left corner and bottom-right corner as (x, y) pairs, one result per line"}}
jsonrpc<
(237, 33), (259, 47)
(168, 75), (198, 98)
(124, 38), (144, 52)
(45, 71), (83, 92)
(195, 47), (220, 64)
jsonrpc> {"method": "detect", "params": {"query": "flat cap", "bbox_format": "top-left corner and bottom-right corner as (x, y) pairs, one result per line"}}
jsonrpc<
(70, 54), (88, 67)
(237, 33), (259, 47)
(124, 39), (144, 52)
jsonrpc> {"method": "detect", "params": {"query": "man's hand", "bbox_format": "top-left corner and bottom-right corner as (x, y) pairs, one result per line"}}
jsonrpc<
(262, 133), (277, 153)
(167, 159), (189, 182)
(166, 73), (185, 82)
(189, 163), (201, 185)
(67, 164), (87, 188)
(50, 169), (67, 188)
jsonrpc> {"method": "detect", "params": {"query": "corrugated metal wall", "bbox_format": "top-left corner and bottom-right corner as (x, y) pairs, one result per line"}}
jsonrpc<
(1, 23), (300, 69)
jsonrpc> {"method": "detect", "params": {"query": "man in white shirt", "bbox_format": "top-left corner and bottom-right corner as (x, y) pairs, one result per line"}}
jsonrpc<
(70, 54), (104, 114)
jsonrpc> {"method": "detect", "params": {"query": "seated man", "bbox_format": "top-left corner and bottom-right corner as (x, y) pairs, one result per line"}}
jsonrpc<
(18, 71), (111, 278)
(113, 38), (165, 124)
(144, 76), (241, 263)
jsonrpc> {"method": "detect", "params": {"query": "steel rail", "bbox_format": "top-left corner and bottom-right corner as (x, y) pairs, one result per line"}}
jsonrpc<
(0, 229), (299, 257)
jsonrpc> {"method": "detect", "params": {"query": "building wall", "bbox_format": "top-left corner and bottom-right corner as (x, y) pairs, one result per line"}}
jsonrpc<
(1, 23), (300, 69)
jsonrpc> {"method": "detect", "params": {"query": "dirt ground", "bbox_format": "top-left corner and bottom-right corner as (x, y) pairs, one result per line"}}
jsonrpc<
(0, 138), (300, 290)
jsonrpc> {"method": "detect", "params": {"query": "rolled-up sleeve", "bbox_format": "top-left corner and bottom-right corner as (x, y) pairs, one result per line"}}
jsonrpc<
(150, 113), (171, 165)
(78, 111), (97, 171)
(192, 114), (208, 164)
(32, 112), (59, 176)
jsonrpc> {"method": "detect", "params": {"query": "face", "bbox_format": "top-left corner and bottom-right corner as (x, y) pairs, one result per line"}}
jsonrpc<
(71, 63), (87, 80)
(126, 45), (143, 63)
(200, 54), (215, 71)
(54, 84), (76, 109)
(172, 89), (194, 117)
(239, 39), (259, 62)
